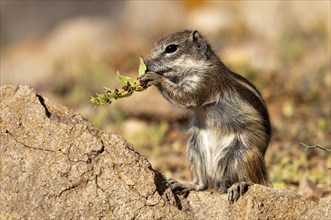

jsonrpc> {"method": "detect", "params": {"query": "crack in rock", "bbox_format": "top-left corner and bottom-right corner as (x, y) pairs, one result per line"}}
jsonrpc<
(36, 94), (51, 118)
(6, 130), (57, 153)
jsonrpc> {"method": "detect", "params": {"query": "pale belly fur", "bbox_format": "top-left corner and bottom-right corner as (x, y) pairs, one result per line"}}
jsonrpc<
(198, 129), (237, 178)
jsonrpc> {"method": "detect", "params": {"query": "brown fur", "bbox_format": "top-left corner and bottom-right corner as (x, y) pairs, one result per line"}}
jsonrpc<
(140, 30), (271, 202)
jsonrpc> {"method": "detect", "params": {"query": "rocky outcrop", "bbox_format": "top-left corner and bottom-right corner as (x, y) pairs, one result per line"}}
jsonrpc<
(0, 85), (184, 219)
(183, 185), (330, 220)
(1, 85), (330, 219)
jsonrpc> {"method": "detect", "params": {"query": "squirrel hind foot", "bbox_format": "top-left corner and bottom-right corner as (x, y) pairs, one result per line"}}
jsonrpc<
(167, 178), (207, 195)
(227, 181), (252, 204)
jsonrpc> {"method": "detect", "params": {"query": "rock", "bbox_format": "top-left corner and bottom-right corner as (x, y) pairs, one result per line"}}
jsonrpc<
(184, 186), (330, 220)
(301, 197), (331, 220)
(0, 85), (185, 219)
(1, 85), (330, 219)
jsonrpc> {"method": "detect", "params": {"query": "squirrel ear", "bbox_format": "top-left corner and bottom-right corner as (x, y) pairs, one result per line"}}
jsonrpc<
(191, 30), (201, 41)
(191, 30), (207, 54)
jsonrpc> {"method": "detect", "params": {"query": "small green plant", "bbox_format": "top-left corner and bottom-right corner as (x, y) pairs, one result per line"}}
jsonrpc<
(90, 58), (148, 105)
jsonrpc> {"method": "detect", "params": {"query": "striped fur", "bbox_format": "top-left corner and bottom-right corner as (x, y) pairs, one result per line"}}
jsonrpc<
(143, 30), (271, 193)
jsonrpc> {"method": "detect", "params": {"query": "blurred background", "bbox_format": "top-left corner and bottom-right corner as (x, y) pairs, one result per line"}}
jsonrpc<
(1, 1), (330, 201)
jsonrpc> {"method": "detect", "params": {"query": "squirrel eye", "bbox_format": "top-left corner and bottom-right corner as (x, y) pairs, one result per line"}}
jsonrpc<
(164, 44), (178, 54)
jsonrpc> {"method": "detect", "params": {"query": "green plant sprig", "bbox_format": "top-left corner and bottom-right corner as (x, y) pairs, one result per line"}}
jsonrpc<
(90, 57), (148, 105)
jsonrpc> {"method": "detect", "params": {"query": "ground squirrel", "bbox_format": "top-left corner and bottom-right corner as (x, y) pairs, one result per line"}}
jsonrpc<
(139, 30), (271, 203)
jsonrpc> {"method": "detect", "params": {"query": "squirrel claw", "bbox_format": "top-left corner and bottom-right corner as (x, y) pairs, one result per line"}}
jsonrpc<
(139, 72), (163, 86)
(167, 178), (206, 196)
(227, 181), (251, 204)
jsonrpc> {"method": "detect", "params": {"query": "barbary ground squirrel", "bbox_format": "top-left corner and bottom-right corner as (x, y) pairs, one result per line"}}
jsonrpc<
(139, 30), (271, 203)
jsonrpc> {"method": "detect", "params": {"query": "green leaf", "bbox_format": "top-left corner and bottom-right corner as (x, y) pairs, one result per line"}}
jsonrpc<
(90, 94), (108, 105)
(116, 71), (134, 86)
(107, 91), (120, 99)
(138, 57), (147, 77)
(91, 58), (149, 106)
(119, 90), (134, 98)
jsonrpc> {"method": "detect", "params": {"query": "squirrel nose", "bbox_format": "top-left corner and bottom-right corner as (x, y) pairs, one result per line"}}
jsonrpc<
(144, 59), (152, 72)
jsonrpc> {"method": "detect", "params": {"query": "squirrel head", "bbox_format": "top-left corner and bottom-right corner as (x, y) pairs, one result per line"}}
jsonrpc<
(145, 30), (217, 79)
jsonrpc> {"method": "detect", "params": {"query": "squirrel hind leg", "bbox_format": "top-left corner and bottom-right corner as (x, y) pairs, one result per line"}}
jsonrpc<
(167, 178), (207, 195)
(227, 181), (252, 204)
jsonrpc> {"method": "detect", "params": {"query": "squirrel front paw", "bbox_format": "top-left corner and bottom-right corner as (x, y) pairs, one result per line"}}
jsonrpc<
(139, 72), (163, 87)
